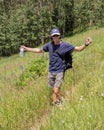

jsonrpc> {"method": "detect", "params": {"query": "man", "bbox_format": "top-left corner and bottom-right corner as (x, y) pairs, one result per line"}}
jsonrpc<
(20, 28), (92, 105)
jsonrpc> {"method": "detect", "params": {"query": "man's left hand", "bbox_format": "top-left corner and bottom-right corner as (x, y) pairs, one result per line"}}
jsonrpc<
(85, 37), (92, 46)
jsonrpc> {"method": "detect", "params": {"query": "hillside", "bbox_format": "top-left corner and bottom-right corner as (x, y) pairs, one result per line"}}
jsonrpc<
(0, 27), (104, 130)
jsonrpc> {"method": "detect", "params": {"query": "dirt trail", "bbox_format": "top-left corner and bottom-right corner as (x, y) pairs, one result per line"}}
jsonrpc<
(30, 111), (50, 130)
(29, 74), (87, 130)
(29, 87), (76, 130)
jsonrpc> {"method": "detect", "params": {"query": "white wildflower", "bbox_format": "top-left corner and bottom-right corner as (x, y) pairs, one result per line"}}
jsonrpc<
(89, 115), (91, 118)
(80, 95), (83, 100)
(101, 74), (104, 77)
(62, 120), (65, 124)
(100, 93), (104, 97)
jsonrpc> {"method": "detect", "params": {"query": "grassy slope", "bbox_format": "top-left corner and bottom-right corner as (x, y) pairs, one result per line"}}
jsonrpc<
(39, 28), (104, 130)
(0, 28), (104, 130)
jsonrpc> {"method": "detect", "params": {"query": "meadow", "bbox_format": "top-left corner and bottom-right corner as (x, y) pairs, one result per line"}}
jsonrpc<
(0, 27), (104, 130)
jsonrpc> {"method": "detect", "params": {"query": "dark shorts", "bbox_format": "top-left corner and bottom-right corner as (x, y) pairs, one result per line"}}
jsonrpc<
(48, 72), (65, 88)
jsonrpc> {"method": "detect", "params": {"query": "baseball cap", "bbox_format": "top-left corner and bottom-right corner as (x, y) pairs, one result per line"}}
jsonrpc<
(50, 28), (60, 36)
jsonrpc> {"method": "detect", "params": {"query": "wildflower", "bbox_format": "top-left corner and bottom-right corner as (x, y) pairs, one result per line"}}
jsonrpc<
(101, 74), (104, 77)
(100, 93), (104, 97)
(62, 120), (65, 124)
(80, 95), (83, 100)
(89, 115), (91, 118)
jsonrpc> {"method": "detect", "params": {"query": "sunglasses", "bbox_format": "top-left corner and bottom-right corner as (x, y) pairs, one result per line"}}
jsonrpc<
(52, 35), (60, 37)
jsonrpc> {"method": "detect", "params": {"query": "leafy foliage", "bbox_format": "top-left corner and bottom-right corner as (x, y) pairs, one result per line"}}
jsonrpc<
(0, 0), (104, 56)
(0, 27), (104, 130)
(16, 56), (48, 88)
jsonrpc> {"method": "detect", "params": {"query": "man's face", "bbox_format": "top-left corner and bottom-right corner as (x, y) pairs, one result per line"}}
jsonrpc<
(52, 35), (60, 44)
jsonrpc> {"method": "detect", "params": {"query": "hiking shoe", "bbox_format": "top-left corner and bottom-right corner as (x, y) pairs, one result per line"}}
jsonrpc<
(58, 97), (65, 105)
(51, 99), (64, 106)
(51, 101), (57, 106)
(51, 100), (61, 106)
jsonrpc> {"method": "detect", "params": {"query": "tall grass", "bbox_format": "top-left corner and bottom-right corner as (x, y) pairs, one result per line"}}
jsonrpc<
(40, 66), (104, 130)
(0, 28), (104, 130)
(39, 28), (104, 130)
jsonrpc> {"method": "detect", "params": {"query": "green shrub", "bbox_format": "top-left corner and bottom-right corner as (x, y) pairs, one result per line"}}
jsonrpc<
(16, 56), (48, 88)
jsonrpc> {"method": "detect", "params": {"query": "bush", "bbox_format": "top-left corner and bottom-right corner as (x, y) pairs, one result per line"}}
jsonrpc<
(16, 56), (48, 89)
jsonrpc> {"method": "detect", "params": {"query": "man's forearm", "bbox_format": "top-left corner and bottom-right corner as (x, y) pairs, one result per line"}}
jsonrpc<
(21, 46), (44, 53)
(25, 47), (43, 53)
(74, 37), (92, 51)
(75, 44), (87, 51)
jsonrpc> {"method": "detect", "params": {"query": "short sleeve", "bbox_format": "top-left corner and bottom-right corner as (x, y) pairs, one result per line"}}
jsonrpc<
(61, 42), (75, 54)
(67, 43), (75, 53)
(43, 43), (49, 52)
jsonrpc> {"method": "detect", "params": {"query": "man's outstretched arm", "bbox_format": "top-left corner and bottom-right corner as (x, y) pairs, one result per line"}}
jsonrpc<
(74, 37), (92, 51)
(20, 46), (44, 53)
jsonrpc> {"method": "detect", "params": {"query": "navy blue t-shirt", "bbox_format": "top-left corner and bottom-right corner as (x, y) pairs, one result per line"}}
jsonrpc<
(43, 41), (75, 73)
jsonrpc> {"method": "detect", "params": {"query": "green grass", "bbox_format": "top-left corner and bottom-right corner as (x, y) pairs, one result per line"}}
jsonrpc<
(39, 28), (104, 130)
(0, 27), (104, 130)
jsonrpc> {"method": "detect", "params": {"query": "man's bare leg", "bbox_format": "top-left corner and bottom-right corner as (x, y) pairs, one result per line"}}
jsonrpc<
(52, 87), (60, 103)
